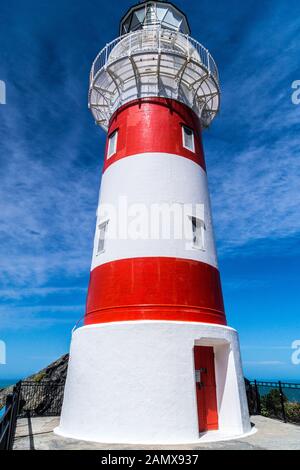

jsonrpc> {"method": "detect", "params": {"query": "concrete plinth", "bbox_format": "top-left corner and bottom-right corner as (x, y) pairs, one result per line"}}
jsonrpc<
(55, 321), (251, 444)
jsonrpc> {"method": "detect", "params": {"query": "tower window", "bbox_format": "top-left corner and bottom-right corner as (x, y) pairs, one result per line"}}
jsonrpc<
(182, 125), (195, 152)
(97, 221), (108, 255)
(190, 216), (205, 251)
(107, 130), (118, 158)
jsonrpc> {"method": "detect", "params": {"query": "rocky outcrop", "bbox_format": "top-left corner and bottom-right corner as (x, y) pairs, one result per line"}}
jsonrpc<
(0, 385), (14, 411)
(0, 354), (69, 412)
(26, 354), (69, 384)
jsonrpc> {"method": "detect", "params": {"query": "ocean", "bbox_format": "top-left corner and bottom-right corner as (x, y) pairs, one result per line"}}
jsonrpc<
(0, 379), (18, 389)
(253, 379), (300, 402)
(0, 379), (19, 419)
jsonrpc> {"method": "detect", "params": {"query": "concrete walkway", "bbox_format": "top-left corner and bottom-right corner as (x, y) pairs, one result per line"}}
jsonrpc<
(13, 415), (300, 450)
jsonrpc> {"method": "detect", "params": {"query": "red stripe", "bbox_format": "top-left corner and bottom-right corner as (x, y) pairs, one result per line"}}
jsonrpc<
(85, 257), (226, 326)
(103, 98), (206, 173)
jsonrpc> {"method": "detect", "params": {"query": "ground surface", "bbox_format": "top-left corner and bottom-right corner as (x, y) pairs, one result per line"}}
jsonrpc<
(13, 416), (300, 450)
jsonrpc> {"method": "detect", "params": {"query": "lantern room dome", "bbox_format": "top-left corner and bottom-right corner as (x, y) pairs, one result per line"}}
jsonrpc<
(120, 1), (190, 36)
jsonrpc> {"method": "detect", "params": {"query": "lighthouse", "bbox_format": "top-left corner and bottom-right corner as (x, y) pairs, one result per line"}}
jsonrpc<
(56, 1), (251, 443)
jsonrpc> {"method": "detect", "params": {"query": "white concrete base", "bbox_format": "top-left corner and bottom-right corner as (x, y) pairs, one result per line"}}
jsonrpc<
(197, 426), (257, 444)
(55, 321), (251, 444)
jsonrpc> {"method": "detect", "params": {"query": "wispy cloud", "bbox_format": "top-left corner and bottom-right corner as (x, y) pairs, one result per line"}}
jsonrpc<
(0, 287), (86, 301)
(210, 137), (300, 252)
(0, 106), (100, 286)
(0, 304), (85, 330)
(223, 279), (268, 290)
(0, 21), (103, 287)
(205, 2), (300, 254)
(242, 346), (292, 351)
(244, 361), (286, 366)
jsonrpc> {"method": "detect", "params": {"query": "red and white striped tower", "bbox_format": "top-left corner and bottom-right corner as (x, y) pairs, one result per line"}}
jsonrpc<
(57, 1), (252, 443)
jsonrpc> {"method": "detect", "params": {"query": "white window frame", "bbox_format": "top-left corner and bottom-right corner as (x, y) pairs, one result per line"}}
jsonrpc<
(97, 220), (109, 255)
(107, 129), (118, 158)
(182, 125), (195, 153)
(189, 216), (206, 251)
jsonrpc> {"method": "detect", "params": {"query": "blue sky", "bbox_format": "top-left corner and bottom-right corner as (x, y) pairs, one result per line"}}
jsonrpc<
(0, 0), (299, 381)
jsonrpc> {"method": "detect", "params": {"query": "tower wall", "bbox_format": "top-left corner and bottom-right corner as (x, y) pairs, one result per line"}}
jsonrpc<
(102, 98), (206, 172)
(85, 98), (226, 326)
(56, 322), (252, 444)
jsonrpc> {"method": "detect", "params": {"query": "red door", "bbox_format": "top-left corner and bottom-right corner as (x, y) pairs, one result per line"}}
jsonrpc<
(194, 346), (218, 432)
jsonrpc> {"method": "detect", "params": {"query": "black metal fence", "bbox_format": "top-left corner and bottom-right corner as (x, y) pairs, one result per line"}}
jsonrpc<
(18, 381), (65, 418)
(246, 380), (300, 425)
(0, 382), (21, 450)
(0, 380), (65, 450)
(1, 378), (299, 450)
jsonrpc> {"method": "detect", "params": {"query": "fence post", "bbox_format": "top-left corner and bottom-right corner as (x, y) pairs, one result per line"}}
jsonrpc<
(254, 380), (261, 415)
(7, 382), (22, 450)
(3, 394), (13, 450)
(278, 381), (287, 423)
(249, 381), (254, 413)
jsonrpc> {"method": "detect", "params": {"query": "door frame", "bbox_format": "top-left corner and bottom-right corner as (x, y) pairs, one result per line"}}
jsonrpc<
(194, 344), (219, 433)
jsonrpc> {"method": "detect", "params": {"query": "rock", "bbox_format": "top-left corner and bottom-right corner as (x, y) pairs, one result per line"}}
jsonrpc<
(0, 385), (14, 411)
(0, 354), (69, 413)
(26, 354), (69, 384)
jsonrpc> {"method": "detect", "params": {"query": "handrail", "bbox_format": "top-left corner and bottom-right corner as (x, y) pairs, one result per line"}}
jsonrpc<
(72, 315), (85, 333)
(246, 379), (300, 425)
(0, 381), (21, 450)
(89, 28), (220, 130)
(90, 29), (219, 84)
(249, 380), (300, 388)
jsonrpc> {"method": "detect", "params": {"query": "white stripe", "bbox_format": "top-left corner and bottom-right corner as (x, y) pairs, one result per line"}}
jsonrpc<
(91, 153), (219, 270)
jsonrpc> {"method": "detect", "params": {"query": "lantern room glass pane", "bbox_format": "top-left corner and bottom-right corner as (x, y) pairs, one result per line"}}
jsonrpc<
(132, 8), (146, 29)
(180, 18), (189, 33)
(156, 5), (168, 22)
(120, 3), (190, 35)
(131, 12), (142, 31)
(162, 9), (182, 30)
(122, 17), (131, 34)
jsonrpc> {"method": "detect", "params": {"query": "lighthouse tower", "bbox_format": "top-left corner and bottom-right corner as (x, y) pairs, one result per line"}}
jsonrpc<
(56, 1), (251, 443)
